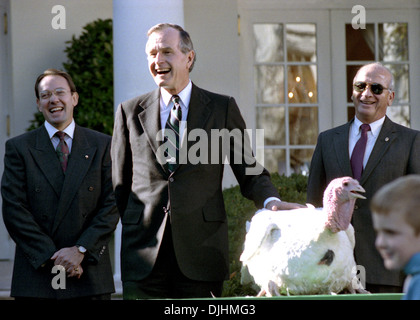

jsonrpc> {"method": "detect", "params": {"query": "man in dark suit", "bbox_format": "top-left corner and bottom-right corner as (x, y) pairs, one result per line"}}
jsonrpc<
(1, 69), (119, 299)
(111, 23), (304, 299)
(307, 62), (420, 293)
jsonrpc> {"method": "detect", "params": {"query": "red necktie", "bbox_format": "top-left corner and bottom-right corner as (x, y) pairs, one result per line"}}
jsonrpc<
(55, 131), (69, 172)
(350, 124), (371, 181)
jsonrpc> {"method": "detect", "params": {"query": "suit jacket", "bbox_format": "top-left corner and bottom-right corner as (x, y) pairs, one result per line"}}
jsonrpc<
(111, 83), (279, 282)
(307, 116), (420, 286)
(1, 124), (119, 299)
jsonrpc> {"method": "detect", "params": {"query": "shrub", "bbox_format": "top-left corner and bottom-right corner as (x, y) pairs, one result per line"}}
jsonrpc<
(222, 173), (308, 297)
(28, 18), (114, 135)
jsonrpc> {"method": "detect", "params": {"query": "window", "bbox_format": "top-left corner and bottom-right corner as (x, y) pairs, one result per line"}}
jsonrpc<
(253, 23), (318, 176)
(345, 23), (410, 126)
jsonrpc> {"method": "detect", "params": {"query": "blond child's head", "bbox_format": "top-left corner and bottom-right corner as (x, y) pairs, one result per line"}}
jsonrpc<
(371, 175), (420, 271)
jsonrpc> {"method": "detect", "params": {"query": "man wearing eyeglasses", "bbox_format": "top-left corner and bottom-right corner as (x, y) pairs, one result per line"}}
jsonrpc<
(1, 69), (119, 300)
(307, 62), (420, 294)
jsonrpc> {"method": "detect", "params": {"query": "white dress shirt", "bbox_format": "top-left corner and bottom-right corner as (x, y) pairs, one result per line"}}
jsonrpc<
(349, 116), (385, 168)
(160, 80), (191, 142)
(44, 119), (75, 153)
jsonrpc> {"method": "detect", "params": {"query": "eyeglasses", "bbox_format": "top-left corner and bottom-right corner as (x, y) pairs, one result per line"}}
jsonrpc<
(353, 82), (391, 95)
(39, 89), (69, 100)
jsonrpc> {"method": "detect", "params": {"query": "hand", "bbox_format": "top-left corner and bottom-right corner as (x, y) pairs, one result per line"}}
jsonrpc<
(68, 264), (83, 279)
(51, 246), (85, 279)
(265, 200), (306, 211)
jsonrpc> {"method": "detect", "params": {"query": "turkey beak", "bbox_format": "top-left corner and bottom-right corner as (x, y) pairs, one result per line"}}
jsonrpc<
(351, 185), (366, 199)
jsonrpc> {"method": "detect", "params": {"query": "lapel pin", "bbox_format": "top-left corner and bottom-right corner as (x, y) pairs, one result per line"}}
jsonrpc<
(385, 137), (389, 142)
(85, 155), (89, 159)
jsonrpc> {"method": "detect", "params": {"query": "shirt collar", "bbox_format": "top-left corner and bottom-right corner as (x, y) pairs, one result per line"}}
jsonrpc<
(160, 80), (192, 110)
(44, 119), (75, 139)
(352, 116), (385, 138)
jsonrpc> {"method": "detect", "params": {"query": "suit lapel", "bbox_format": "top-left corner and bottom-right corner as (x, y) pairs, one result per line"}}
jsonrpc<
(138, 89), (164, 166)
(29, 127), (64, 198)
(51, 125), (97, 234)
(181, 84), (212, 166)
(361, 116), (395, 184)
(332, 121), (353, 176)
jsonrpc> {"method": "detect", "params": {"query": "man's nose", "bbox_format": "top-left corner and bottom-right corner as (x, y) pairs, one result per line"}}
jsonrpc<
(361, 85), (374, 97)
(49, 93), (60, 102)
(156, 52), (165, 63)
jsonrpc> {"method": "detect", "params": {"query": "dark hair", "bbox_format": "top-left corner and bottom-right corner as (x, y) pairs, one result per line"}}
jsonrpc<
(147, 23), (196, 72)
(35, 68), (77, 99)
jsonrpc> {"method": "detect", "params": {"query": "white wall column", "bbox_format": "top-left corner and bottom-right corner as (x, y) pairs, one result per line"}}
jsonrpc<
(113, 0), (184, 106)
(112, 0), (184, 295)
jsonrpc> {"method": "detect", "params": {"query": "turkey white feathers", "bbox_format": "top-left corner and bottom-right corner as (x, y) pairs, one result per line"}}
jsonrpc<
(240, 177), (366, 296)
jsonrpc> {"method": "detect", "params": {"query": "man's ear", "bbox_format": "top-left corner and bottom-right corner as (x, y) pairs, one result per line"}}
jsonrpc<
(36, 99), (41, 112)
(72, 92), (79, 107)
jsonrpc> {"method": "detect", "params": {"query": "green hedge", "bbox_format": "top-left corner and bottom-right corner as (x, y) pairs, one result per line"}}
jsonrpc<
(222, 173), (308, 297)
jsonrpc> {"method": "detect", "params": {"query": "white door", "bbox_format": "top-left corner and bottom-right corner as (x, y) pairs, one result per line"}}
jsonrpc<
(0, 1), (14, 259)
(239, 9), (332, 176)
(331, 9), (420, 129)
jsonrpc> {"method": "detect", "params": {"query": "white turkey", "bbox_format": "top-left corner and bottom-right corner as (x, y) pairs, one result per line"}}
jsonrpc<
(240, 176), (367, 296)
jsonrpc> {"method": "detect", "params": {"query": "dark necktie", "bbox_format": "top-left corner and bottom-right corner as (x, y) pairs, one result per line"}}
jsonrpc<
(55, 131), (69, 172)
(350, 123), (371, 181)
(164, 95), (182, 172)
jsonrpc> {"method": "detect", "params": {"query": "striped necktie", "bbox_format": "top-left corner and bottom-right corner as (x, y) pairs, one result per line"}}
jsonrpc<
(164, 95), (182, 172)
(55, 131), (69, 172)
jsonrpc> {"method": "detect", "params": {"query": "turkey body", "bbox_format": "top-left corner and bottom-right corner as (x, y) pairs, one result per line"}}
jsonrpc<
(241, 208), (356, 295)
(240, 177), (365, 296)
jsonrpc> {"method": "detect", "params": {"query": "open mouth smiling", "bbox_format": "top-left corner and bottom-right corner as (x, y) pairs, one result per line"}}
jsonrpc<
(50, 107), (64, 113)
(360, 100), (376, 105)
(156, 68), (171, 75)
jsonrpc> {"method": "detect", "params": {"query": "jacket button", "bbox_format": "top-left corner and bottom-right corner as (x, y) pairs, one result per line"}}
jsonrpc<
(169, 177), (174, 182)
(88, 186), (94, 191)
(354, 205), (359, 210)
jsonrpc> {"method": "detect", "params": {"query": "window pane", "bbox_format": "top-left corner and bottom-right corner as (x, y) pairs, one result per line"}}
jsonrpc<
(346, 24), (375, 61)
(256, 107), (285, 145)
(263, 148), (286, 174)
(254, 24), (284, 63)
(387, 106), (410, 128)
(286, 24), (316, 62)
(289, 107), (318, 145)
(385, 63), (409, 104)
(255, 65), (284, 104)
(379, 23), (408, 61)
(288, 65), (317, 103)
(346, 64), (363, 103)
(290, 149), (313, 176)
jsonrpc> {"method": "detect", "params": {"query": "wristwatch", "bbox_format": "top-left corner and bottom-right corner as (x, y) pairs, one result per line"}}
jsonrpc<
(76, 245), (87, 254)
